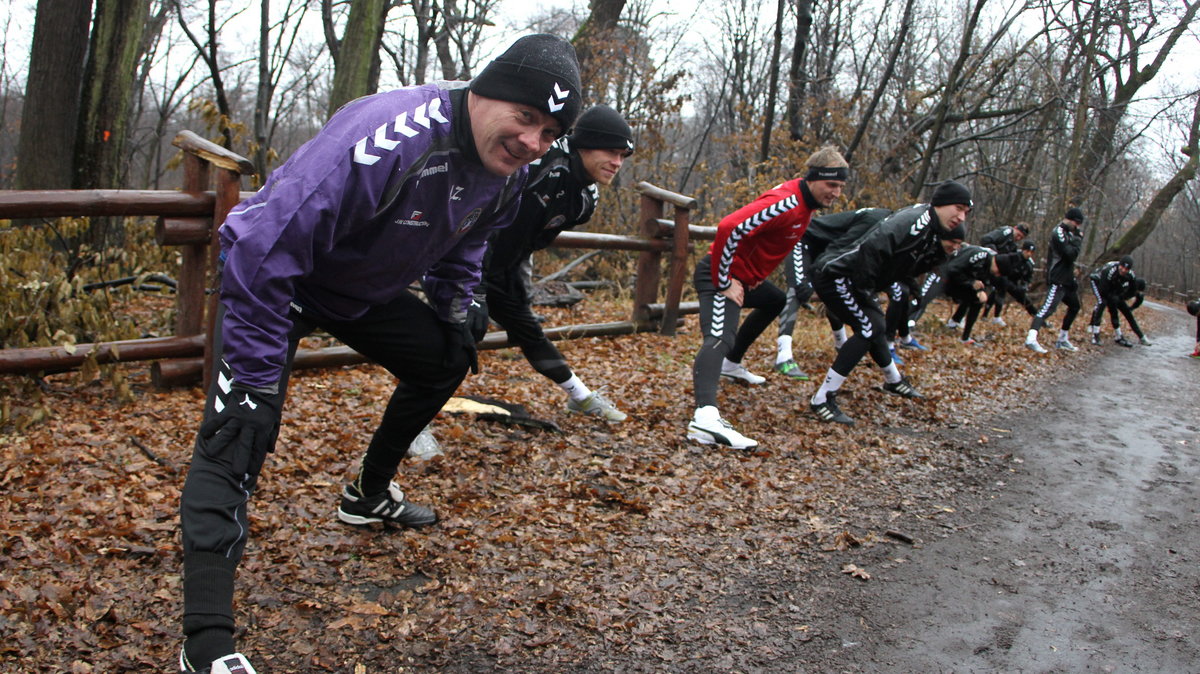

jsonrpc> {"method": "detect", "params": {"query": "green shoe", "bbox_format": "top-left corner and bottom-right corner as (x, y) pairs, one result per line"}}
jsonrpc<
(773, 359), (810, 380)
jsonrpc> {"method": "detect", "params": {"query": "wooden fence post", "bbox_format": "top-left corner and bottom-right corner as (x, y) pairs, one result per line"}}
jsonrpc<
(632, 189), (665, 325)
(174, 153), (211, 339)
(167, 131), (255, 390)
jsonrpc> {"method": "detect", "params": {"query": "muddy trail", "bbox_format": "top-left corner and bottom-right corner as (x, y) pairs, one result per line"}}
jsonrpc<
(817, 302), (1200, 673)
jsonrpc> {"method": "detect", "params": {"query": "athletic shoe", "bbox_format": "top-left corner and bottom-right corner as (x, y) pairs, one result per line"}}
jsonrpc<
(882, 376), (925, 399)
(567, 391), (627, 421)
(810, 391), (854, 425)
(180, 650), (257, 674)
(1191, 346), (1200, 358)
(1025, 340), (1048, 354)
(1114, 336), (1134, 348)
(773, 359), (810, 380)
(1091, 333), (1102, 346)
(897, 336), (929, 351)
(960, 338), (980, 347)
(687, 407), (758, 449)
(720, 362), (766, 385)
(890, 348), (904, 365)
(990, 317), (1007, 326)
(944, 319), (959, 330)
(1054, 339), (1079, 352)
(1139, 337), (1153, 346)
(337, 482), (437, 527)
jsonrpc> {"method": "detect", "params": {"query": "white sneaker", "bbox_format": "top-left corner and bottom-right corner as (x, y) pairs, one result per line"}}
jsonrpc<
(991, 317), (1007, 326)
(720, 362), (766, 385)
(687, 406), (758, 449)
(567, 391), (627, 422)
(1025, 340), (1048, 354)
(180, 649), (257, 674)
(1054, 339), (1079, 352)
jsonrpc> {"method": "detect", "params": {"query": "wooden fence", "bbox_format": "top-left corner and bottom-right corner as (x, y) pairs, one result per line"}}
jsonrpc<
(0, 132), (710, 388)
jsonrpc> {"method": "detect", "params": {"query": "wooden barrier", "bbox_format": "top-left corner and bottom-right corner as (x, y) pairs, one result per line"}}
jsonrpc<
(0, 142), (704, 386)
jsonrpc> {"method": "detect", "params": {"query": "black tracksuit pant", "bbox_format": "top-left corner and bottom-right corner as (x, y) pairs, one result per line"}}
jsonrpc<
(692, 254), (785, 408)
(180, 290), (470, 659)
(812, 271), (893, 377)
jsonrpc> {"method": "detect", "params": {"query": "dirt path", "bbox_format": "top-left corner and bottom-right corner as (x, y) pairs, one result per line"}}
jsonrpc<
(826, 303), (1200, 672)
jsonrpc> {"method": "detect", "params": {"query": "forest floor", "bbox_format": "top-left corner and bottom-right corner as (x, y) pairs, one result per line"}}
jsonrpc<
(0, 294), (1196, 672)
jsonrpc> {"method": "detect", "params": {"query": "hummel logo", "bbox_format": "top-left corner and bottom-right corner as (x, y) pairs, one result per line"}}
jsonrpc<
(547, 82), (570, 113)
(239, 394), (258, 410)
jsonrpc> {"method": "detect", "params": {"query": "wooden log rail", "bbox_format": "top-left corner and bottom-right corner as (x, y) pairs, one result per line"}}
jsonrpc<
(0, 150), (705, 386)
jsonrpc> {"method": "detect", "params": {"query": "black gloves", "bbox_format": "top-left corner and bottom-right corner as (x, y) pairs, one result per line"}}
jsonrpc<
(467, 299), (490, 343)
(444, 300), (489, 375)
(198, 385), (281, 477)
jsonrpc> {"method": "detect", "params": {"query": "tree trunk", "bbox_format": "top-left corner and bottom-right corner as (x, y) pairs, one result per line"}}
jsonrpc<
(908, 0), (986, 199)
(573, 0), (627, 100)
(75, 0), (150, 250)
(328, 0), (387, 117)
(759, 0), (786, 162)
(16, 0), (92, 190)
(254, 0), (271, 180)
(786, 0), (814, 141)
(846, 0), (913, 162)
(1096, 94), (1200, 264)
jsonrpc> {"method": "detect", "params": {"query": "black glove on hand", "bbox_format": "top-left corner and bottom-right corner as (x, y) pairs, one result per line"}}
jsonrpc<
(198, 385), (281, 477)
(467, 299), (490, 343)
(443, 320), (480, 375)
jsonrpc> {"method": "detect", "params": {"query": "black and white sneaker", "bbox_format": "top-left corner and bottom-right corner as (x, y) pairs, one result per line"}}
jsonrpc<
(687, 406), (758, 449)
(1114, 336), (1134, 348)
(882, 376), (924, 399)
(180, 649), (256, 674)
(810, 391), (854, 425)
(1091, 333), (1102, 346)
(337, 481), (438, 527)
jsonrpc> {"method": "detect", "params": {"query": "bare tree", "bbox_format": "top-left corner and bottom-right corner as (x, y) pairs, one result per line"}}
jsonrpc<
(327, 0), (388, 117)
(16, 0), (93, 190)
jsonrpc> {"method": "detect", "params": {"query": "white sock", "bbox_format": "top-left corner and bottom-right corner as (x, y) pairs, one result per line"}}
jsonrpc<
(1114, 328), (1123, 339)
(776, 335), (794, 364)
(1026, 329), (1039, 344)
(811, 369), (846, 405)
(882, 362), (902, 384)
(899, 334), (914, 345)
(721, 358), (744, 373)
(832, 328), (847, 349)
(1089, 325), (1098, 334)
(1058, 329), (1069, 342)
(887, 340), (896, 351)
(558, 373), (592, 402)
(693, 405), (719, 422)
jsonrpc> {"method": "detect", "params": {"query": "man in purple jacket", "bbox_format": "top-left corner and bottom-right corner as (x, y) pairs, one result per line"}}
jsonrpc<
(177, 34), (582, 674)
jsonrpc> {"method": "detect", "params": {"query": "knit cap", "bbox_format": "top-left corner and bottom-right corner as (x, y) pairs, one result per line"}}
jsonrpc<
(469, 34), (582, 132)
(569, 105), (634, 153)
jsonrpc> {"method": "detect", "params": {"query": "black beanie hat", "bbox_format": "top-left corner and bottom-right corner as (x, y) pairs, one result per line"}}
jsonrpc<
(1065, 207), (1085, 224)
(930, 180), (973, 208)
(469, 34), (582, 132)
(569, 105), (634, 153)
(1119, 255), (1134, 269)
(1021, 240), (1036, 251)
(1015, 223), (1030, 235)
(995, 252), (1022, 276)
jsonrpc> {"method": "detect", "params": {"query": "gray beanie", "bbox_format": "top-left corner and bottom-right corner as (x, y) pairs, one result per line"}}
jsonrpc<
(469, 34), (583, 133)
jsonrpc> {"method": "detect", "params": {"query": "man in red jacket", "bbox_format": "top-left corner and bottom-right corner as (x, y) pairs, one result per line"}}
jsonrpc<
(686, 146), (848, 449)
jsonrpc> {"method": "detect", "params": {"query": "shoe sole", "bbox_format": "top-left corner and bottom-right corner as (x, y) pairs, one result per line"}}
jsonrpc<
(686, 428), (758, 450)
(336, 508), (438, 528)
(810, 406), (854, 425)
(720, 373), (766, 386)
(567, 408), (628, 422)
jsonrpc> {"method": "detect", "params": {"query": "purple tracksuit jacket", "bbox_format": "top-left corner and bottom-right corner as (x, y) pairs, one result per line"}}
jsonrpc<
(218, 83), (525, 390)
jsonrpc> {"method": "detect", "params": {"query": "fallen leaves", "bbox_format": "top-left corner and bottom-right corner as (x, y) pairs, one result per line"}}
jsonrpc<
(0, 294), (1151, 671)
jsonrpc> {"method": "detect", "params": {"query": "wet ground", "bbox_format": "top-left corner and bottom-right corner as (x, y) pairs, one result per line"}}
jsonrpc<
(826, 302), (1200, 672)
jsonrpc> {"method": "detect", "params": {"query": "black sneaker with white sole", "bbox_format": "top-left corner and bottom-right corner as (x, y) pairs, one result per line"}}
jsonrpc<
(337, 481), (437, 527)
(810, 391), (854, 425)
(882, 376), (924, 399)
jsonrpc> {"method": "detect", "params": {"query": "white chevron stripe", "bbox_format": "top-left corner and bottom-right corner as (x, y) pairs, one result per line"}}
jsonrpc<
(353, 138), (381, 165)
(393, 112), (419, 137)
(373, 123), (399, 150)
(427, 98), (448, 123)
